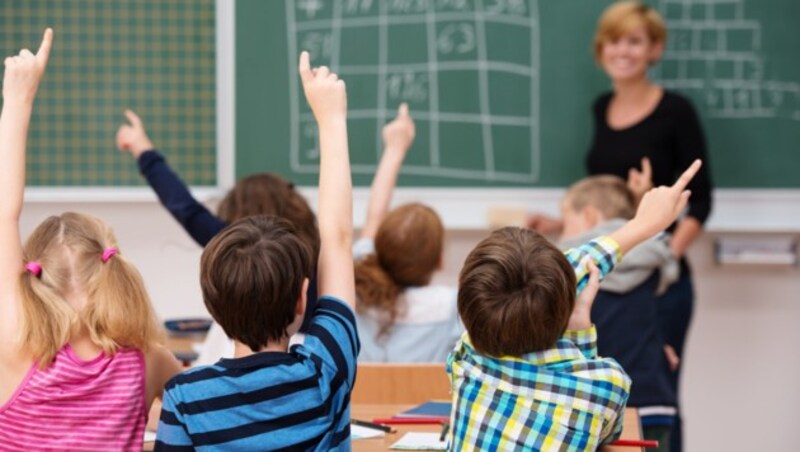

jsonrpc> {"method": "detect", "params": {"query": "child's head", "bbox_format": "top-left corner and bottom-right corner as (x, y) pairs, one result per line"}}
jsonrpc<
(20, 212), (162, 367)
(200, 215), (312, 352)
(354, 203), (444, 337)
(458, 227), (576, 357)
(217, 173), (320, 263)
(561, 175), (636, 239)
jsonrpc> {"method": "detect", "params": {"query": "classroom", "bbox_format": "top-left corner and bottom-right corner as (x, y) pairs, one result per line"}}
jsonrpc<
(2, 0), (799, 451)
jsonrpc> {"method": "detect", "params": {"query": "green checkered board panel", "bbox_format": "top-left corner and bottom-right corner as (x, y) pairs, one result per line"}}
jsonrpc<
(0, 0), (216, 186)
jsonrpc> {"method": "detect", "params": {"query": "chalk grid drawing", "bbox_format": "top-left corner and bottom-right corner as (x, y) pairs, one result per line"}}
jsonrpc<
(653, 0), (800, 120)
(286, 0), (540, 182)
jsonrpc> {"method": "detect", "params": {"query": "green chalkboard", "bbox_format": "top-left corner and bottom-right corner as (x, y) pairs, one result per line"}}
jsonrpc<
(0, 0), (216, 187)
(238, 0), (799, 188)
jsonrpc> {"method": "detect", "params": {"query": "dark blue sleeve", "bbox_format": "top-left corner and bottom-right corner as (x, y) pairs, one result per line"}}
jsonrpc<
(137, 150), (227, 246)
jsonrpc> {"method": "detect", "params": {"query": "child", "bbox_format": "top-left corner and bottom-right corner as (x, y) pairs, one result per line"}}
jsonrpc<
(353, 104), (460, 362)
(116, 94), (320, 364)
(0, 30), (182, 450)
(559, 175), (679, 450)
(448, 161), (702, 450)
(155, 52), (358, 450)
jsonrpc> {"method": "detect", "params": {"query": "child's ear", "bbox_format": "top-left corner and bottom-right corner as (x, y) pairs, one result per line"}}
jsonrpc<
(584, 206), (604, 228)
(438, 253), (445, 271)
(295, 277), (309, 316)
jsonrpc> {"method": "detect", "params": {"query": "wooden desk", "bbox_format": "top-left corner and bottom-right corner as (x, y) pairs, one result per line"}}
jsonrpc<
(144, 403), (642, 451)
(351, 405), (643, 452)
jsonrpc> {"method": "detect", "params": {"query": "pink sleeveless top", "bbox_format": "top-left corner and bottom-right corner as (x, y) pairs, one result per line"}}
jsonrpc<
(0, 345), (147, 451)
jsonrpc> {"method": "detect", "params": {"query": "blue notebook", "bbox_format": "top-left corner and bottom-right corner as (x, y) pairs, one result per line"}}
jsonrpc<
(396, 401), (451, 418)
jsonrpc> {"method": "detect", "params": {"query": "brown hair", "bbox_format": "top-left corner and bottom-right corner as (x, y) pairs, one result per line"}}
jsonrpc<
(200, 215), (312, 351)
(593, 1), (667, 62)
(217, 173), (320, 262)
(457, 227), (576, 357)
(564, 175), (636, 220)
(19, 212), (163, 367)
(354, 203), (444, 339)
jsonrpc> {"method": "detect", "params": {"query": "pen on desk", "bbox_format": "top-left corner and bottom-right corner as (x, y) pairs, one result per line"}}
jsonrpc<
(609, 439), (659, 448)
(439, 423), (449, 442)
(351, 418), (395, 433)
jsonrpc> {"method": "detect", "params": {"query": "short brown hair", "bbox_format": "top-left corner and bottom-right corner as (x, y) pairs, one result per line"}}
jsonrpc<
(217, 173), (320, 264)
(355, 203), (444, 339)
(593, 1), (667, 62)
(200, 215), (312, 351)
(564, 175), (636, 220)
(458, 227), (576, 357)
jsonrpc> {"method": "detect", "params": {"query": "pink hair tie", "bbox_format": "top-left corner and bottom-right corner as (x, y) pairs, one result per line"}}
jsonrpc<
(101, 248), (118, 263)
(25, 262), (42, 277)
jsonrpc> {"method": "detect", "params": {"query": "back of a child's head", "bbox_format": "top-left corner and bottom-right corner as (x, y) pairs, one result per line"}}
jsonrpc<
(201, 215), (312, 351)
(217, 172), (320, 262)
(565, 175), (636, 220)
(20, 212), (162, 367)
(354, 203), (443, 337)
(458, 227), (576, 357)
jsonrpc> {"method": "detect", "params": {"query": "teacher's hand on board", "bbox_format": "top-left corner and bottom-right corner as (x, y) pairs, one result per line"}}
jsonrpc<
(116, 109), (154, 159)
(298, 51), (346, 126)
(382, 103), (415, 156)
(627, 157), (653, 202)
(3, 28), (52, 106)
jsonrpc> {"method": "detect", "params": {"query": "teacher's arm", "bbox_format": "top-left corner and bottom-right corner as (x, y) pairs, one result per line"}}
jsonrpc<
(671, 98), (713, 258)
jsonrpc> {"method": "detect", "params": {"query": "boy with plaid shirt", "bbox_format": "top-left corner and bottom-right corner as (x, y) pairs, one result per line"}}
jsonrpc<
(448, 161), (702, 450)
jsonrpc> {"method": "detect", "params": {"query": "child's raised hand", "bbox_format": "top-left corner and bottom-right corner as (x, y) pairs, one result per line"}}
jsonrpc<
(298, 51), (347, 125)
(631, 159), (702, 237)
(382, 103), (415, 153)
(568, 258), (600, 331)
(2, 28), (53, 105)
(116, 109), (154, 158)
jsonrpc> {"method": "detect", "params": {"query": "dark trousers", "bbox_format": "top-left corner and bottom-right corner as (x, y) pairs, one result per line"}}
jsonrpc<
(656, 270), (694, 452)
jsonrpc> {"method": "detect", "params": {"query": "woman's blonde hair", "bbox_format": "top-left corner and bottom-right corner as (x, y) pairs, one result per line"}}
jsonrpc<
(19, 212), (163, 367)
(354, 203), (444, 340)
(593, 1), (667, 62)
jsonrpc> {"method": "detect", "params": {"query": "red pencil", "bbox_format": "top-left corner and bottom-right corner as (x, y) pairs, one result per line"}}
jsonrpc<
(371, 417), (447, 425)
(609, 439), (659, 448)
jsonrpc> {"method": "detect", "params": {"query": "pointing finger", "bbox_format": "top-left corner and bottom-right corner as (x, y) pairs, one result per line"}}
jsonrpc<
(124, 109), (142, 127)
(36, 28), (53, 64)
(298, 51), (313, 83)
(671, 159), (702, 192)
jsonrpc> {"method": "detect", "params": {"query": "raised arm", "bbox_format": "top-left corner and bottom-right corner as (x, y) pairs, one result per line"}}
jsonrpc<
(0, 28), (52, 309)
(360, 103), (414, 240)
(609, 159), (702, 256)
(298, 52), (354, 309)
(117, 110), (225, 246)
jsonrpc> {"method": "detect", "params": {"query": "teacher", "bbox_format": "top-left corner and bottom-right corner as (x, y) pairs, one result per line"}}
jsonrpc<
(530, 2), (713, 452)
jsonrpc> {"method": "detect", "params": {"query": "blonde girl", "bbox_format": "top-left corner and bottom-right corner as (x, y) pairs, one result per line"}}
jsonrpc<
(0, 30), (181, 450)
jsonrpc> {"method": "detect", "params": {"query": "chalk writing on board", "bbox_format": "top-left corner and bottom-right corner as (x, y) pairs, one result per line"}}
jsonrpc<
(286, 0), (541, 182)
(654, 0), (800, 121)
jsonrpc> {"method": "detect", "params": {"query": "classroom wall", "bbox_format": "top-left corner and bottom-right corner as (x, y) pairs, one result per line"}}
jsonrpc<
(20, 201), (800, 452)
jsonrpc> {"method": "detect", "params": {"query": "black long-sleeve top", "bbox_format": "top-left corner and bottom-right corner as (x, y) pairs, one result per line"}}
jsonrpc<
(137, 150), (318, 330)
(587, 91), (713, 226)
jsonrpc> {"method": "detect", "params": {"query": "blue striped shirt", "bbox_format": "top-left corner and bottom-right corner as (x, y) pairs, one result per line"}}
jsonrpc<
(154, 296), (359, 451)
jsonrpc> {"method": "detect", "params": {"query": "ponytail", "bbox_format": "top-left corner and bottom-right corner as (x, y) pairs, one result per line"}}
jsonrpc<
(354, 254), (405, 340)
(83, 249), (163, 356)
(18, 265), (75, 368)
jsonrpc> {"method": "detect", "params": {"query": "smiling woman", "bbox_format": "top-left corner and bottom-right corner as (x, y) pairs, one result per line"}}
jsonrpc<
(586, 3), (713, 452)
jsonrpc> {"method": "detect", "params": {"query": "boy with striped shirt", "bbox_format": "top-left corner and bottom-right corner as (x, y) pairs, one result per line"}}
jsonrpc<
(155, 52), (357, 450)
(448, 161), (702, 450)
